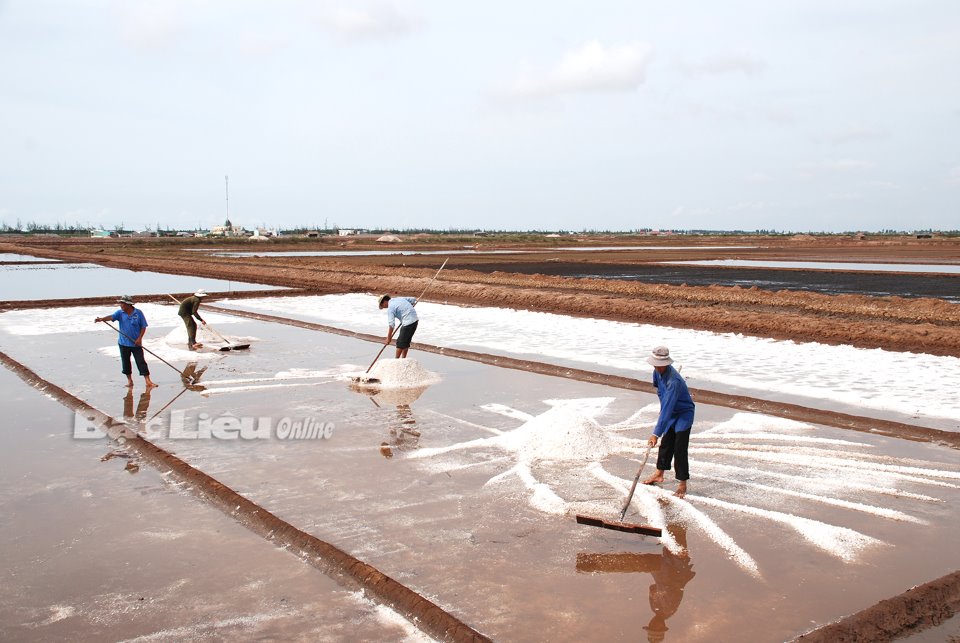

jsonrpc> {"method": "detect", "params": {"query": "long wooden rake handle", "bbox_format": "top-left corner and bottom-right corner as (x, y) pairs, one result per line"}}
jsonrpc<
(101, 321), (193, 382)
(414, 257), (448, 303)
(619, 443), (653, 522)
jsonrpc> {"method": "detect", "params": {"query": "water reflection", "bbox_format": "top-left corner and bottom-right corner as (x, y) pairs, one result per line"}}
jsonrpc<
(349, 383), (428, 457)
(181, 362), (209, 391)
(122, 389), (152, 421)
(576, 524), (695, 642)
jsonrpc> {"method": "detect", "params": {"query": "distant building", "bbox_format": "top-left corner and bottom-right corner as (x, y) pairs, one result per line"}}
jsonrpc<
(338, 229), (357, 237)
(211, 218), (246, 237)
(90, 229), (116, 238)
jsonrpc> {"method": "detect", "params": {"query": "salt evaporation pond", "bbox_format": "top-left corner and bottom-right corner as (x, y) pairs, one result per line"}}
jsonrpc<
(0, 313), (957, 642)
(217, 293), (960, 431)
(0, 263), (285, 301)
(0, 253), (60, 262)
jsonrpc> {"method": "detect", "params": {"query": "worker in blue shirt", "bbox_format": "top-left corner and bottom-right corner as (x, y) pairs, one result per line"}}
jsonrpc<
(95, 295), (158, 389)
(643, 346), (695, 498)
(378, 294), (419, 359)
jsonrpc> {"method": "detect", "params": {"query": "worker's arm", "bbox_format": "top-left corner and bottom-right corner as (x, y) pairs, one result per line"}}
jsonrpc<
(651, 379), (681, 438)
(385, 325), (395, 345)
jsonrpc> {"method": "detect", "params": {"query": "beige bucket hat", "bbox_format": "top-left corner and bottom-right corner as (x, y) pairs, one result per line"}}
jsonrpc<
(646, 345), (674, 367)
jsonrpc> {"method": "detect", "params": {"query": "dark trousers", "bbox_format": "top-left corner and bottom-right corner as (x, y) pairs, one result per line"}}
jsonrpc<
(656, 429), (690, 481)
(119, 345), (150, 377)
(181, 315), (198, 345)
(395, 321), (418, 349)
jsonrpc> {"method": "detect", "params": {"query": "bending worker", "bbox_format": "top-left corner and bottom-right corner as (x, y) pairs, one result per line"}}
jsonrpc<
(643, 346), (695, 498)
(178, 289), (207, 350)
(378, 294), (418, 359)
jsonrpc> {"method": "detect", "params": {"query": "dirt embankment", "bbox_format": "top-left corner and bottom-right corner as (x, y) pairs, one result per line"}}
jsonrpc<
(5, 239), (960, 357)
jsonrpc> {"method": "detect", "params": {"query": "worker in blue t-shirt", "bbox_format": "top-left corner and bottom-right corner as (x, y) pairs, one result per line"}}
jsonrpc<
(95, 295), (158, 389)
(378, 294), (419, 359)
(643, 346), (695, 498)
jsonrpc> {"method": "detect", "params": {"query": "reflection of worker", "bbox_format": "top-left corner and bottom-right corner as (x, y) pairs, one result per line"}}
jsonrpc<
(123, 389), (152, 421)
(377, 294), (418, 359)
(643, 346), (695, 498)
(574, 523), (695, 641)
(95, 296), (157, 389)
(380, 404), (421, 458)
(181, 362), (208, 390)
(178, 289), (208, 350)
(644, 524), (696, 643)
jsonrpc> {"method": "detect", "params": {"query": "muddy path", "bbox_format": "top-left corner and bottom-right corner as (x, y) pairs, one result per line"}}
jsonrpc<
(4, 238), (960, 356)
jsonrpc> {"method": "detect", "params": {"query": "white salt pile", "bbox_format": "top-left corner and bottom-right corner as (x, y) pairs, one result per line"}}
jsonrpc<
(367, 359), (441, 389)
(501, 406), (613, 462)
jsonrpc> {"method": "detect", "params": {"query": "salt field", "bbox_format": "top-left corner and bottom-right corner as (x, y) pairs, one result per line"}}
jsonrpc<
(0, 305), (957, 641)
(0, 263), (285, 301)
(0, 253), (59, 262)
(217, 294), (960, 431)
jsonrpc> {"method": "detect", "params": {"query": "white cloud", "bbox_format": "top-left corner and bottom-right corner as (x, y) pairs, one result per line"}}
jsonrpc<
(825, 126), (888, 146)
(948, 166), (960, 185)
(507, 41), (654, 98)
(115, 1), (185, 51)
(238, 30), (291, 59)
(676, 52), (765, 78)
(799, 159), (874, 175)
(310, 2), (423, 42)
(745, 172), (773, 183)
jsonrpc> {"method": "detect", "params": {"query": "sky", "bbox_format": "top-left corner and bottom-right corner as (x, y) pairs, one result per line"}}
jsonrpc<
(1, 1), (958, 233)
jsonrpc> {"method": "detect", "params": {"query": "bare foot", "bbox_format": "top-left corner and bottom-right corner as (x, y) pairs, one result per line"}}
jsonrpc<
(643, 473), (664, 485)
(145, 380), (159, 389)
(126, 380), (134, 388)
(674, 482), (687, 499)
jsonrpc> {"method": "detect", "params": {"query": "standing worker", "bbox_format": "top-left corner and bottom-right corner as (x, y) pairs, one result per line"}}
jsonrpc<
(642, 346), (695, 498)
(378, 294), (418, 359)
(94, 296), (158, 389)
(178, 289), (208, 350)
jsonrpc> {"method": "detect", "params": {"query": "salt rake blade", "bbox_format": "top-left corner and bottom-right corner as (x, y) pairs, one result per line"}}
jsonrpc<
(575, 514), (662, 538)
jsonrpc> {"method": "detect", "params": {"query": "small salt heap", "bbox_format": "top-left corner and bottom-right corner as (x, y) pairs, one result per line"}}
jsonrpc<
(501, 406), (612, 462)
(368, 359), (441, 389)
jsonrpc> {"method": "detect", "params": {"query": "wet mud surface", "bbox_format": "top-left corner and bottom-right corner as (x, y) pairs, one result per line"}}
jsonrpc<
(457, 261), (960, 302)
(1, 309), (958, 641)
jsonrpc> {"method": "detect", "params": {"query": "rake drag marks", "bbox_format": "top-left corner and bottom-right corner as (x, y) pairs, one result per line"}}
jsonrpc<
(0, 350), (491, 643)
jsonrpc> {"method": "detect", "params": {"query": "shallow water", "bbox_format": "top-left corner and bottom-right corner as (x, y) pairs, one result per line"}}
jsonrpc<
(1, 312), (958, 641)
(660, 259), (960, 274)
(0, 253), (59, 262)
(0, 367), (424, 642)
(0, 263), (285, 301)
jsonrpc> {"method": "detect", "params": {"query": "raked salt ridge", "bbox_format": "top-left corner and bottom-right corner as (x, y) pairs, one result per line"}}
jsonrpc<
(217, 294), (960, 431)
